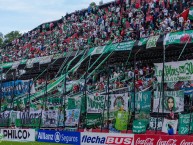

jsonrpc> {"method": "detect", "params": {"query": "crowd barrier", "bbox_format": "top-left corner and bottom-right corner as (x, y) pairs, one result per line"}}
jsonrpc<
(0, 129), (193, 144)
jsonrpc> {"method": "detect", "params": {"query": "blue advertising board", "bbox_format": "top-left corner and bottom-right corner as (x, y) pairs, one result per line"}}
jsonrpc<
(2, 79), (33, 97)
(37, 130), (80, 145)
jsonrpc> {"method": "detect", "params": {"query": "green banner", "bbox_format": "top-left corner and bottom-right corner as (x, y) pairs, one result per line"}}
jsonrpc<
(130, 91), (151, 112)
(179, 113), (193, 134)
(146, 35), (159, 49)
(115, 41), (135, 51)
(138, 38), (148, 46)
(164, 30), (193, 45)
(86, 113), (102, 128)
(132, 120), (147, 134)
(67, 96), (81, 109)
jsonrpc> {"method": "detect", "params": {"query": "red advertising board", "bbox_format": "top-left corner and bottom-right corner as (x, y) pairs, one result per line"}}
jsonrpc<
(134, 134), (193, 145)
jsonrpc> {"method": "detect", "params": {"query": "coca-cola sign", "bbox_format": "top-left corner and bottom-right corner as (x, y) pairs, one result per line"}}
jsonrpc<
(136, 137), (154, 145)
(180, 139), (193, 145)
(157, 138), (177, 145)
(134, 135), (193, 145)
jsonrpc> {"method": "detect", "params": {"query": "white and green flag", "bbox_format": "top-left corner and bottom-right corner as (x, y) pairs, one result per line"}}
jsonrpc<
(164, 30), (193, 45)
(115, 41), (135, 51)
(189, 7), (193, 20)
(146, 35), (159, 49)
(138, 38), (148, 46)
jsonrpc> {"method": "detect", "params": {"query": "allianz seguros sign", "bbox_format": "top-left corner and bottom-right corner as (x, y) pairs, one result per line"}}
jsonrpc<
(81, 132), (134, 145)
(0, 129), (35, 141)
(37, 130), (80, 145)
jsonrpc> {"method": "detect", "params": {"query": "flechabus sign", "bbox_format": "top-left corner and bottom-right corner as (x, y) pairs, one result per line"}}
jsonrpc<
(134, 134), (193, 145)
(81, 132), (134, 145)
(37, 130), (80, 145)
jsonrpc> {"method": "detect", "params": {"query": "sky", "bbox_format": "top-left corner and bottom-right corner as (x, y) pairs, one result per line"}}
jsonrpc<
(0, 0), (113, 36)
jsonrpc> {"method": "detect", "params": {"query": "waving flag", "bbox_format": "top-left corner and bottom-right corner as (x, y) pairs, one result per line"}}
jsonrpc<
(189, 7), (193, 20)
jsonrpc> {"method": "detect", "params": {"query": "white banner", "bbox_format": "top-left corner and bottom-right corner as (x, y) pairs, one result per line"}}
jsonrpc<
(109, 93), (128, 112)
(65, 109), (80, 126)
(149, 117), (163, 130)
(91, 46), (105, 55)
(12, 61), (20, 69)
(0, 111), (10, 125)
(26, 58), (36, 68)
(0, 129), (35, 141)
(153, 90), (184, 113)
(81, 132), (134, 145)
(42, 110), (58, 127)
(162, 118), (178, 134)
(154, 59), (193, 82)
(39, 56), (52, 64)
(87, 95), (105, 113)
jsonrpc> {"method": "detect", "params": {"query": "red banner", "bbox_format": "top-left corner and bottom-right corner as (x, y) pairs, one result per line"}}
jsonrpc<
(134, 134), (193, 145)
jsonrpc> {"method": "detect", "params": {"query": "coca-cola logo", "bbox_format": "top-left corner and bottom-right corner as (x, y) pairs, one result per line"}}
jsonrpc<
(157, 139), (177, 145)
(136, 138), (154, 145)
(180, 139), (193, 145)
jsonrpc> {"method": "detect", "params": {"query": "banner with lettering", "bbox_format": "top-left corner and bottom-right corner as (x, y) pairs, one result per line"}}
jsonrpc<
(87, 94), (105, 113)
(132, 120), (147, 134)
(115, 41), (135, 51)
(86, 114), (102, 128)
(154, 59), (193, 82)
(0, 111), (10, 126)
(178, 113), (193, 134)
(162, 118), (178, 134)
(130, 91), (151, 112)
(16, 110), (42, 127)
(42, 110), (58, 127)
(164, 30), (193, 45)
(65, 109), (80, 126)
(149, 117), (163, 130)
(109, 93), (128, 112)
(153, 90), (184, 113)
(146, 35), (159, 49)
(2, 79), (36, 97)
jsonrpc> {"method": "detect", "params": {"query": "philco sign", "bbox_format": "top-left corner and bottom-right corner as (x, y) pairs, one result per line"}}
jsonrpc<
(0, 129), (35, 141)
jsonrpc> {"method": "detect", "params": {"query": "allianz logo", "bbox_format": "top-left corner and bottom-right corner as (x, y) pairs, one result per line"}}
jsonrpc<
(38, 132), (54, 140)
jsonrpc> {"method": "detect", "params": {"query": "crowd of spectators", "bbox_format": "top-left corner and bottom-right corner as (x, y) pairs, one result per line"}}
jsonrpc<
(1, 0), (193, 63)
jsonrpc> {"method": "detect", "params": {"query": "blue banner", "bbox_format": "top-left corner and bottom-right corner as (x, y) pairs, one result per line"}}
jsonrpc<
(184, 87), (193, 95)
(2, 80), (33, 97)
(37, 130), (80, 145)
